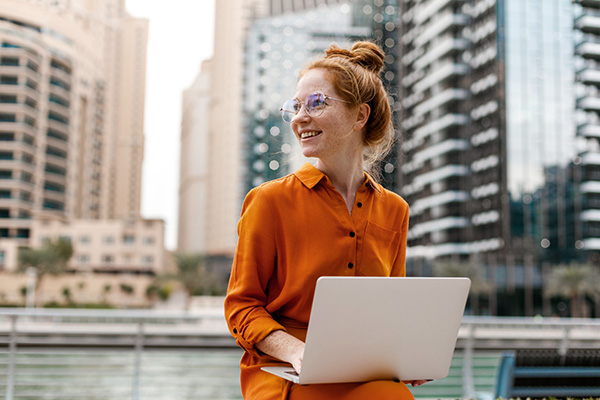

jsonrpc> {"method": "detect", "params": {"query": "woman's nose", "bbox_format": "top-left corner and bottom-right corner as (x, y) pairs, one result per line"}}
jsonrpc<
(291, 106), (310, 124)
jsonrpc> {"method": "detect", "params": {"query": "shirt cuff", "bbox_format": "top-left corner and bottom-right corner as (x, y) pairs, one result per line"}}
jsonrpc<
(231, 316), (287, 357)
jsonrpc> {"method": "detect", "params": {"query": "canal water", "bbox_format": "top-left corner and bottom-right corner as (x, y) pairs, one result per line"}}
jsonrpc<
(0, 348), (501, 399)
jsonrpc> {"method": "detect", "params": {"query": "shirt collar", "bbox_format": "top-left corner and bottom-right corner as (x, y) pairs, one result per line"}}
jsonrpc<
(294, 162), (382, 193)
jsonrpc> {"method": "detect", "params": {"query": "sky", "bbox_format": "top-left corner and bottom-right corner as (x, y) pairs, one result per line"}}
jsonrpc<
(125, 0), (215, 250)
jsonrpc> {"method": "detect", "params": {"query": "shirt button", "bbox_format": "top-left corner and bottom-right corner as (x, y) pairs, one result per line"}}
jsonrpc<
(357, 202), (363, 208)
(349, 231), (355, 238)
(348, 262), (354, 269)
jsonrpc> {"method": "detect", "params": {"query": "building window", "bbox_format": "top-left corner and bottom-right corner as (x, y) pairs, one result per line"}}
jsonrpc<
(77, 254), (90, 264)
(79, 235), (91, 244)
(103, 235), (115, 245)
(101, 254), (114, 264)
(141, 255), (154, 265)
(143, 236), (155, 245)
(123, 235), (135, 245)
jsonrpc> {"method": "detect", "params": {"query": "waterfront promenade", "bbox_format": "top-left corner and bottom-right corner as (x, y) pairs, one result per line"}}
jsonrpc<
(1, 306), (599, 400)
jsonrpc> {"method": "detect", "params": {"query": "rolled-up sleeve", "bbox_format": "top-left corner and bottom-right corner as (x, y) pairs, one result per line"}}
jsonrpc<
(224, 186), (286, 356)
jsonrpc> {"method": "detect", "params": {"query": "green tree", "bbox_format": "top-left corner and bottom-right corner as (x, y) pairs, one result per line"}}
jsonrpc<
(432, 260), (491, 315)
(544, 262), (600, 318)
(163, 253), (223, 309)
(101, 284), (112, 304)
(146, 283), (172, 302)
(18, 238), (74, 306)
(62, 287), (72, 305)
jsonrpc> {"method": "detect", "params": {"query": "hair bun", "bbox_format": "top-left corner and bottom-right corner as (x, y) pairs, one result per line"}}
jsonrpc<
(324, 41), (385, 75)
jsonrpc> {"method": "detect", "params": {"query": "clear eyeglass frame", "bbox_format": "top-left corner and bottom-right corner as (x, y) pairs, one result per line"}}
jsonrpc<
(279, 91), (349, 123)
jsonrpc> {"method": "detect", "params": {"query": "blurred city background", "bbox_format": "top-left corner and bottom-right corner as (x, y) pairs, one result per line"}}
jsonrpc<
(1, 0), (600, 399)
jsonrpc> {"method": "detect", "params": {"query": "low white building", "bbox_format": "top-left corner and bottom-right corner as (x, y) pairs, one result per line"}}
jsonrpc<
(28, 216), (167, 276)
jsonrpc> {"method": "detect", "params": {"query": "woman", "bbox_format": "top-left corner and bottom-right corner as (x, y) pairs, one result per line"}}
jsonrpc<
(224, 41), (425, 400)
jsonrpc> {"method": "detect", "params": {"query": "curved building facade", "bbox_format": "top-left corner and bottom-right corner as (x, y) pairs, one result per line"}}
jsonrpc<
(0, 0), (148, 246)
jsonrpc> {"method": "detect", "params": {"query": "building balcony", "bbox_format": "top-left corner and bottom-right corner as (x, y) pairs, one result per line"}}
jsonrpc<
(413, 37), (468, 71)
(410, 190), (468, 216)
(50, 67), (72, 84)
(413, 12), (468, 48)
(0, 197), (33, 209)
(413, 88), (468, 117)
(581, 209), (600, 221)
(576, 14), (600, 34)
(47, 119), (70, 135)
(48, 101), (70, 119)
(0, 217), (32, 230)
(577, 95), (600, 111)
(575, 0), (600, 10)
(0, 159), (35, 174)
(44, 170), (67, 186)
(48, 84), (71, 101)
(581, 238), (600, 250)
(413, 0), (456, 25)
(414, 62), (468, 93)
(582, 152), (600, 165)
(412, 113), (468, 141)
(0, 177), (34, 191)
(45, 136), (69, 153)
(44, 154), (68, 169)
(576, 41), (600, 61)
(580, 181), (600, 193)
(577, 122), (600, 137)
(43, 189), (66, 203)
(406, 164), (469, 194)
(408, 216), (469, 240)
(0, 138), (35, 154)
(413, 139), (469, 164)
(577, 67), (600, 87)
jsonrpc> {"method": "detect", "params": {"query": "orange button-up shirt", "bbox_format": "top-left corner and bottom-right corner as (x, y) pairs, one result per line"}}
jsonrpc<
(224, 163), (410, 400)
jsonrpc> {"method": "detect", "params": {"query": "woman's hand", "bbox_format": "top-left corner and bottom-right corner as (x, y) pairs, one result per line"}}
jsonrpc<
(256, 330), (306, 374)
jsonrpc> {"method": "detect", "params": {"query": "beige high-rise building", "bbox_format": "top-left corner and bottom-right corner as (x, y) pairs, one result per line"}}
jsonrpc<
(0, 0), (147, 246)
(204, 0), (267, 256)
(178, 60), (211, 254)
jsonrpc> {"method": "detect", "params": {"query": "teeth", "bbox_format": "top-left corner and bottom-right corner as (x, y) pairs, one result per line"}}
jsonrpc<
(301, 131), (321, 139)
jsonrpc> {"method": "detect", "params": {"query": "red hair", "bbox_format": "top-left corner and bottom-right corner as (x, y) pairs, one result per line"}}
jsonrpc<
(300, 41), (394, 170)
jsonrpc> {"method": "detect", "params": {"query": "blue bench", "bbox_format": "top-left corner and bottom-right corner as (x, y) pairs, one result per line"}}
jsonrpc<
(495, 349), (600, 399)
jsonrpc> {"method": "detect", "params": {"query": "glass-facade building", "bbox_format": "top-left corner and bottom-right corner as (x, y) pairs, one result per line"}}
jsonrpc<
(399, 0), (600, 316)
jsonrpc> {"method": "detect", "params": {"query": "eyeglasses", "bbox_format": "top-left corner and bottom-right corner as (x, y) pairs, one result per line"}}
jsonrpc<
(279, 91), (349, 123)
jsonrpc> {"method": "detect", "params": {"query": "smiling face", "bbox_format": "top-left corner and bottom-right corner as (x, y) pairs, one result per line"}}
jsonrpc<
(290, 68), (366, 165)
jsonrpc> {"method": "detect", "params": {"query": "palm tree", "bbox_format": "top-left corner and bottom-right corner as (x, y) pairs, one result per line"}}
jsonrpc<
(432, 260), (492, 315)
(18, 238), (74, 306)
(544, 262), (600, 318)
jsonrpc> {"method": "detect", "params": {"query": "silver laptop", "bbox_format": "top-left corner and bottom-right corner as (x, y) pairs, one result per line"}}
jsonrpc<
(262, 276), (470, 385)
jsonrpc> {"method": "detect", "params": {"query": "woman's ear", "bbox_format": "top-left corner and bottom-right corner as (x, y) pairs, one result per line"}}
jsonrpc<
(354, 103), (370, 131)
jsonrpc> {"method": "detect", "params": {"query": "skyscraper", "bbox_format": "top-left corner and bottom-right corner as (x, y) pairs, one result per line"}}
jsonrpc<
(0, 0), (148, 242)
(178, 61), (211, 254)
(398, 0), (596, 315)
(574, 0), (600, 257)
(204, 0), (267, 257)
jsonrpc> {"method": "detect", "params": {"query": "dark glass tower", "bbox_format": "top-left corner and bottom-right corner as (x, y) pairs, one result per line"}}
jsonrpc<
(398, 0), (598, 315)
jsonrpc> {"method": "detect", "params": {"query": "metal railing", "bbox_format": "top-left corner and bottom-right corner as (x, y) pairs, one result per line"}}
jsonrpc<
(1, 308), (600, 400)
